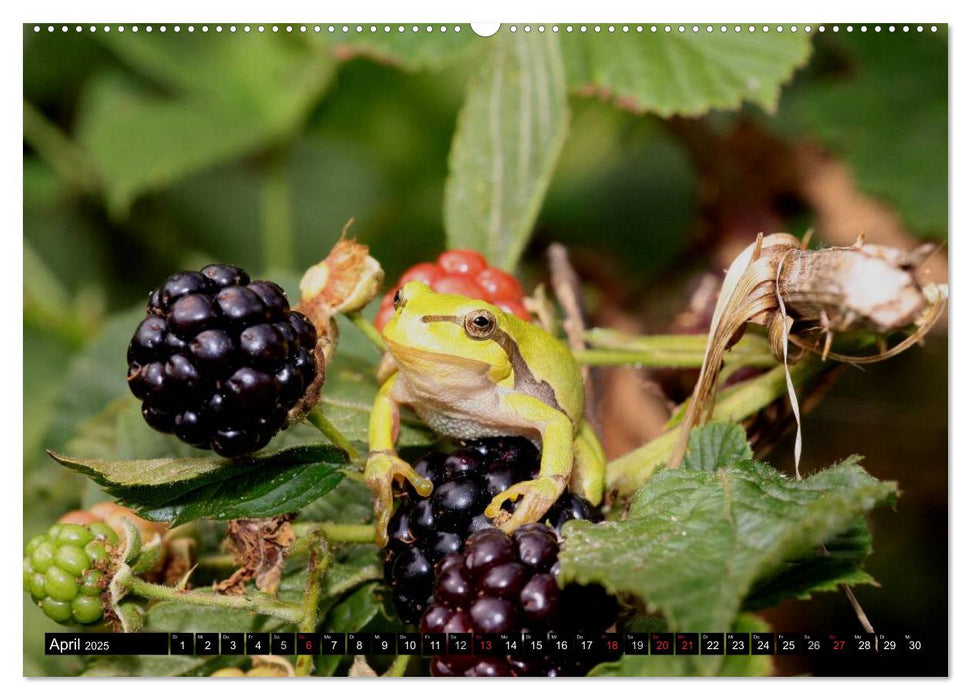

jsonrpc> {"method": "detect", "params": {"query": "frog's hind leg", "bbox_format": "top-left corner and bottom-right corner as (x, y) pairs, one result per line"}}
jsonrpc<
(570, 420), (606, 505)
(484, 394), (572, 533)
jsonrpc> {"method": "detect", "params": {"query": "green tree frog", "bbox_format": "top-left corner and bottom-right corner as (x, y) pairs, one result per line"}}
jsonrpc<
(365, 281), (606, 545)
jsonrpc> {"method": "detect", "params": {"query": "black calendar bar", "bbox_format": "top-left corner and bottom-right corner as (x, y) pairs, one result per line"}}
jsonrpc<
(41, 631), (928, 657)
(45, 633), (169, 655)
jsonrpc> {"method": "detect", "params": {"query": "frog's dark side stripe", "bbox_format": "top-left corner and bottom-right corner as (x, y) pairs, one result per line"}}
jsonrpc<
(420, 314), (564, 414)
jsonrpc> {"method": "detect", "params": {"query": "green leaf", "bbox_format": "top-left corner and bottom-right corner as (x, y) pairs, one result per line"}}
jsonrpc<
(560, 437), (896, 675)
(49, 444), (347, 525)
(313, 27), (478, 71)
(561, 29), (812, 117)
(300, 477), (375, 524)
(83, 654), (218, 678)
(444, 31), (569, 271)
(315, 581), (397, 676)
(683, 422), (753, 472)
(83, 599), (288, 677)
(46, 307), (145, 452)
(744, 517), (876, 611)
(146, 600), (283, 634)
(590, 613), (773, 677)
(775, 31), (947, 238)
(78, 33), (336, 215)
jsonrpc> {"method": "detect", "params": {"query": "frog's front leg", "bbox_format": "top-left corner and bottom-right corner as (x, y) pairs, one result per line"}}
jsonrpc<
(570, 419), (606, 505)
(365, 373), (433, 546)
(484, 394), (573, 533)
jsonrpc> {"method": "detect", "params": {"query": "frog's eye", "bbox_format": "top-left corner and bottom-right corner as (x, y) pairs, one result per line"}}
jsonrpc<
(463, 309), (496, 339)
(392, 289), (403, 311)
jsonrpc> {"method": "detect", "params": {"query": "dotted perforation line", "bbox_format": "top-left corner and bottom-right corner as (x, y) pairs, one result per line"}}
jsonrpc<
(31, 24), (466, 34)
(32, 24), (939, 35)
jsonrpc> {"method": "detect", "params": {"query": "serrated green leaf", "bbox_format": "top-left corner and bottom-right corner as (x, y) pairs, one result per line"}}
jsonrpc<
(744, 517), (876, 611)
(49, 442), (337, 490)
(683, 422), (753, 472)
(775, 31), (947, 238)
(444, 31), (569, 271)
(560, 452), (896, 676)
(561, 29), (812, 117)
(49, 444), (347, 524)
(136, 458), (345, 525)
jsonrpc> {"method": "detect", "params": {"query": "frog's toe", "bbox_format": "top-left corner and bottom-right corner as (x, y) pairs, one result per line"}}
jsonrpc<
(486, 476), (566, 532)
(396, 465), (433, 498)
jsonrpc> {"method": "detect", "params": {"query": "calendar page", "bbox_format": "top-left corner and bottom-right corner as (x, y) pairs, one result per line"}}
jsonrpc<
(22, 20), (948, 679)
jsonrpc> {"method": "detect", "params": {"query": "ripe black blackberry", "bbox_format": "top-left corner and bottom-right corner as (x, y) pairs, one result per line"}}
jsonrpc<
(127, 264), (320, 457)
(420, 525), (619, 677)
(384, 437), (603, 624)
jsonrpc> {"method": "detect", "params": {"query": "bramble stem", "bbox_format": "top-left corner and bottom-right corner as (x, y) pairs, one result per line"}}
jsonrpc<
(606, 358), (826, 495)
(319, 522), (377, 543)
(306, 407), (361, 463)
(126, 577), (304, 624)
(345, 310), (387, 352)
(296, 537), (332, 676)
(293, 521), (376, 544)
(574, 330), (777, 369)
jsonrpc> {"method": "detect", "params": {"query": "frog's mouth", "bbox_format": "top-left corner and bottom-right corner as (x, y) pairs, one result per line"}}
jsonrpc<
(385, 339), (493, 377)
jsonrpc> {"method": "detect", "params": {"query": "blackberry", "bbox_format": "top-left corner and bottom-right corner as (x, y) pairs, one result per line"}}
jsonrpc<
(23, 522), (119, 626)
(384, 437), (603, 624)
(421, 525), (619, 677)
(127, 265), (319, 457)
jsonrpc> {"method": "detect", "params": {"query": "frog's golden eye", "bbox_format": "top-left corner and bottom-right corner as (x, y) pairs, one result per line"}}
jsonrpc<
(463, 309), (496, 339)
(392, 289), (404, 311)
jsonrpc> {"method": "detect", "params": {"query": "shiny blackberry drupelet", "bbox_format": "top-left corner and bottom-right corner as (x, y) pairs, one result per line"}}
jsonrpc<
(126, 264), (318, 457)
(420, 525), (619, 677)
(383, 437), (604, 625)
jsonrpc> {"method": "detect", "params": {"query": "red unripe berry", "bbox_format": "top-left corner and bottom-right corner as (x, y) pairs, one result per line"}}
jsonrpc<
(433, 275), (486, 299)
(475, 267), (524, 302)
(400, 262), (443, 287)
(438, 250), (488, 277)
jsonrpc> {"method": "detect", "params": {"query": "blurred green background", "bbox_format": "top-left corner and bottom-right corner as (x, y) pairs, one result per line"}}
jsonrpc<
(23, 24), (947, 676)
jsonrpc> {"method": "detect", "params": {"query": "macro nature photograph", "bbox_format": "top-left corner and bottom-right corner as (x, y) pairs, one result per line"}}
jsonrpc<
(22, 21), (948, 678)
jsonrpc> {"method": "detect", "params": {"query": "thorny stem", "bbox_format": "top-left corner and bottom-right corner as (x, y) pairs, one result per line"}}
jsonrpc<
(194, 523), (375, 571)
(345, 310), (387, 352)
(125, 576), (304, 624)
(296, 536), (333, 676)
(306, 406), (362, 463)
(606, 358), (826, 495)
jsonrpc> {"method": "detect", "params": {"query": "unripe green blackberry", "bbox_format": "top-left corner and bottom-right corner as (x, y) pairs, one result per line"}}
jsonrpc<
(23, 522), (119, 626)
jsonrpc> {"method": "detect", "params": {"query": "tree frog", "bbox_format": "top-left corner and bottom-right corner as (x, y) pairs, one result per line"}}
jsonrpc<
(365, 281), (606, 545)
